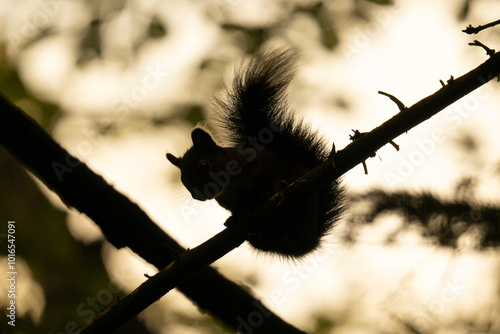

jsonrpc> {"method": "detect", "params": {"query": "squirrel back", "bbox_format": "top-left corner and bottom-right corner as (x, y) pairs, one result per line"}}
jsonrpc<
(168, 49), (343, 258)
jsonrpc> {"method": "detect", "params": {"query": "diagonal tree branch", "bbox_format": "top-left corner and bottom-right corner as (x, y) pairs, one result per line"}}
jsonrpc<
(80, 51), (500, 332)
(82, 220), (248, 334)
(0, 96), (306, 333)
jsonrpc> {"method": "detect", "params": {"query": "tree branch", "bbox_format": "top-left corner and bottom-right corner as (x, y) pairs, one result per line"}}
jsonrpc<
(463, 19), (500, 34)
(81, 51), (500, 332)
(0, 96), (306, 333)
(468, 40), (496, 57)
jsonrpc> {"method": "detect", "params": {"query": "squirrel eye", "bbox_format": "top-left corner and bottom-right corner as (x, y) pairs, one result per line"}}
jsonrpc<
(199, 161), (211, 172)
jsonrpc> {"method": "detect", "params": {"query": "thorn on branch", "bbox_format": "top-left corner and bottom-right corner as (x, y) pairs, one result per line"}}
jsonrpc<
(144, 273), (152, 279)
(463, 19), (500, 34)
(349, 129), (400, 174)
(361, 161), (368, 175)
(389, 140), (400, 151)
(439, 76), (455, 87)
(468, 40), (496, 57)
(378, 91), (407, 111)
(349, 129), (363, 142)
(349, 130), (375, 175)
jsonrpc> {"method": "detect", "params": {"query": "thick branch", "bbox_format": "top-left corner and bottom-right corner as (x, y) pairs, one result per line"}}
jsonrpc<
(82, 52), (500, 332)
(0, 96), (306, 333)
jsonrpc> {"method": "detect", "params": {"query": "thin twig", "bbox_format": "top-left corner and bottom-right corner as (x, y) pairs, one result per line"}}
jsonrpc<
(378, 91), (407, 111)
(463, 19), (500, 34)
(468, 40), (496, 57)
(389, 140), (400, 151)
(350, 129), (375, 175)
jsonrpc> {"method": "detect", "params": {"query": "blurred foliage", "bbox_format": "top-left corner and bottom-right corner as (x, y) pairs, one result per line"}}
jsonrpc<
(458, 0), (474, 21)
(366, 0), (393, 4)
(296, 2), (338, 50)
(221, 24), (270, 55)
(346, 189), (500, 248)
(148, 15), (168, 39)
(78, 19), (103, 66)
(0, 47), (60, 132)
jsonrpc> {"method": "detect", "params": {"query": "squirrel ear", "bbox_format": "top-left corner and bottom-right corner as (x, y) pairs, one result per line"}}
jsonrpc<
(166, 153), (181, 167)
(191, 128), (217, 149)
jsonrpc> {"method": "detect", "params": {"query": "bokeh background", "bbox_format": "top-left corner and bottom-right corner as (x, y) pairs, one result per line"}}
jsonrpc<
(1, 0), (500, 333)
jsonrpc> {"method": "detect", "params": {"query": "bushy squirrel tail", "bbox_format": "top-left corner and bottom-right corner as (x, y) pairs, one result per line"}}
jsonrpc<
(215, 49), (329, 168)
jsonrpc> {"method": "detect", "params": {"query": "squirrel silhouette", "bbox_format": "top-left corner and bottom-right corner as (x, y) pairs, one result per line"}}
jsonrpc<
(167, 49), (343, 258)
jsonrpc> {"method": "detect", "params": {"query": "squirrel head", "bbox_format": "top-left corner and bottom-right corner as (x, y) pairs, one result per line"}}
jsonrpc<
(167, 128), (230, 201)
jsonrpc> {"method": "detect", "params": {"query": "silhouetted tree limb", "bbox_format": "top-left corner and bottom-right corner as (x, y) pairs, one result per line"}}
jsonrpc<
(80, 51), (500, 332)
(0, 95), (306, 333)
(463, 18), (500, 34)
(468, 40), (496, 57)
